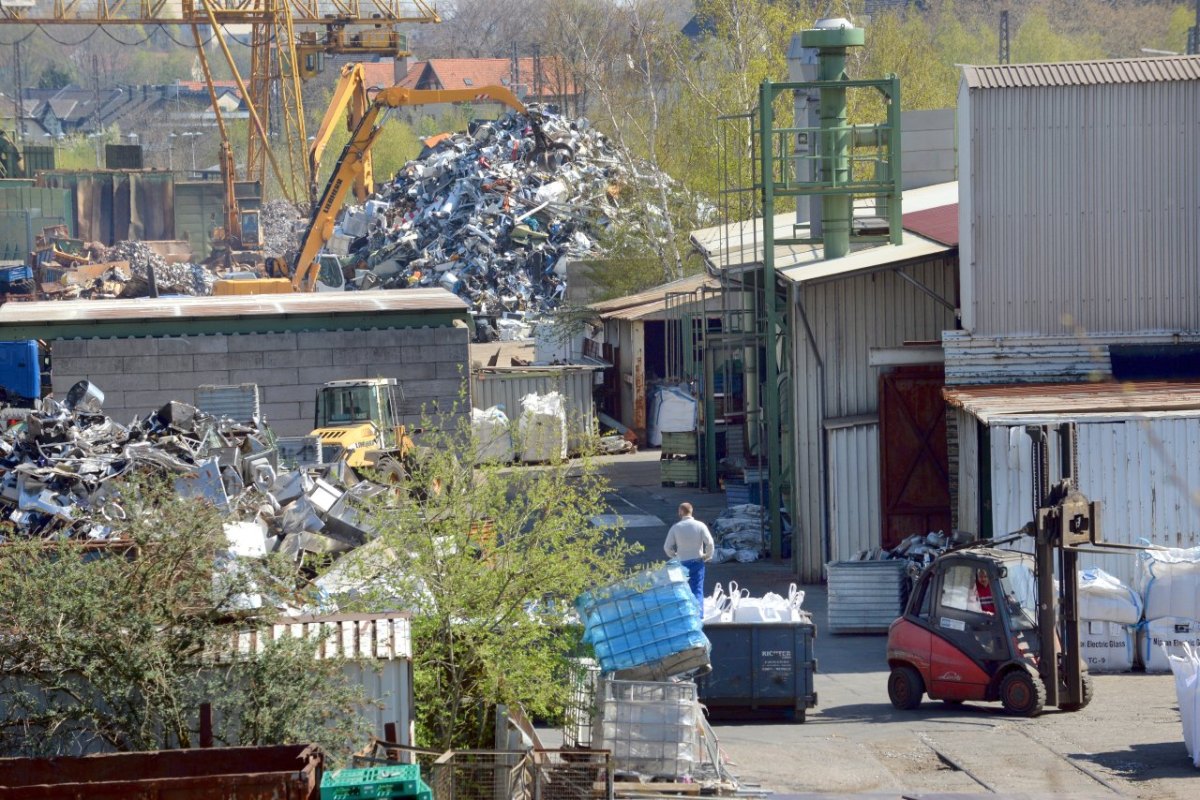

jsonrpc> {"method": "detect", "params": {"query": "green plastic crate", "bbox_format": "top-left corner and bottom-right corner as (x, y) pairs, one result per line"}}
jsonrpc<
(321, 765), (428, 800)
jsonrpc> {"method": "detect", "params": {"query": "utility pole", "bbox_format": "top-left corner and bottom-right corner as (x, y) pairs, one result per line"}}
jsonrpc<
(1188, 0), (1199, 55)
(999, 10), (1010, 64)
(13, 41), (25, 142)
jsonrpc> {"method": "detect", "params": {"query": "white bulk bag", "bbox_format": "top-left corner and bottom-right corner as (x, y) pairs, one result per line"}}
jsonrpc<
(654, 386), (698, 434)
(1140, 617), (1200, 673)
(471, 406), (514, 464)
(1079, 568), (1143, 625)
(518, 392), (568, 463)
(1079, 619), (1134, 673)
(1167, 644), (1200, 768)
(1138, 546), (1200, 622)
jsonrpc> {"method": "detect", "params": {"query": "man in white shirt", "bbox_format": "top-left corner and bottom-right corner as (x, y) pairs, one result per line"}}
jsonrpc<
(664, 502), (714, 612)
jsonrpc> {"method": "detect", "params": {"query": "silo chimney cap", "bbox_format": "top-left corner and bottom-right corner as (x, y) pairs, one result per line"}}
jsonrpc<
(814, 17), (853, 30)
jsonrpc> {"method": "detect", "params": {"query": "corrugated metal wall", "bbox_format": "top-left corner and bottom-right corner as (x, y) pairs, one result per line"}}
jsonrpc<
(790, 256), (958, 581)
(0, 186), (74, 261)
(175, 182), (224, 260)
(471, 367), (598, 453)
(826, 421), (881, 561)
(985, 416), (1200, 586)
(951, 408), (980, 535)
(942, 331), (1200, 385)
(965, 80), (1200, 336)
(39, 171), (174, 244)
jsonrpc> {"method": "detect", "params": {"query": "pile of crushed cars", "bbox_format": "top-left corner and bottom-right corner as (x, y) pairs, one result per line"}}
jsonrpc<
(0, 383), (384, 579)
(321, 108), (655, 325)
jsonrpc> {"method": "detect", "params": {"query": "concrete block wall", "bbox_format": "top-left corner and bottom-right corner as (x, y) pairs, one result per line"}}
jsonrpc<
(50, 326), (470, 436)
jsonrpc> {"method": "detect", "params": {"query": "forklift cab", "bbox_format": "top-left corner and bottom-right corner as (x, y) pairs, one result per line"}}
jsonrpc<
(887, 548), (1059, 715)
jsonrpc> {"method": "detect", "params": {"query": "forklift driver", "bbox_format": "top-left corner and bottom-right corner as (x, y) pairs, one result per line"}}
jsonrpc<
(970, 568), (996, 615)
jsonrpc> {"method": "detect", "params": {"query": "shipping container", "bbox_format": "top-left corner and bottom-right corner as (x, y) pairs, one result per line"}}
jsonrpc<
(0, 744), (322, 799)
(471, 365), (598, 453)
(0, 186), (74, 261)
(698, 621), (817, 721)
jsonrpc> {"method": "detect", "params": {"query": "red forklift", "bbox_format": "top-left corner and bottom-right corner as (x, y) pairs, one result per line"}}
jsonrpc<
(886, 423), (1140, 716)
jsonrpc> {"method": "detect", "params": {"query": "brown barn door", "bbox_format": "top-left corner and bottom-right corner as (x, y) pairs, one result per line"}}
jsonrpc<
(879, 366), (951, 548)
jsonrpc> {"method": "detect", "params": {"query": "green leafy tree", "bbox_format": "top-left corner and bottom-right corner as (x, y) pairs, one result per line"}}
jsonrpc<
(0, 475), (366, 758)
(37, 63), (74, 90)
(336, 415), (639, 750)
(1012, 7), (1106, 63)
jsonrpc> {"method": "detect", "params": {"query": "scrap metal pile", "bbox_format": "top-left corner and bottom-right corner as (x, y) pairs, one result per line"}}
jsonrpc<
(0, 385), (374, 562)
(328, 109), (642, 318)
(847, 530), (976, 582)
(97, 241), (214, 297)
(260, 199), (305, 258)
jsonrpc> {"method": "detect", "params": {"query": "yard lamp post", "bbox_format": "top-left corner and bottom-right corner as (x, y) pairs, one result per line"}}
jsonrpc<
(180, 131), (201, 173)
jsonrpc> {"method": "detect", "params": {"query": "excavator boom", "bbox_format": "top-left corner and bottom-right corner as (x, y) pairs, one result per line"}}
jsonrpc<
(308, 63), (374, 205)
(292, 82), (528, 292)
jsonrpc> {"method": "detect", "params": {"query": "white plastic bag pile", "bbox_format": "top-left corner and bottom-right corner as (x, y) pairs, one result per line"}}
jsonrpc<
(471, 405), (514, 464)
(702, 582), (810, 625)
(710, 504), (767, 564)
(518, 392), (568, 463)
(1078, 568), (1142, 673)
(1137, 546), (1200, 673)
(1167, 643), (1200, 768)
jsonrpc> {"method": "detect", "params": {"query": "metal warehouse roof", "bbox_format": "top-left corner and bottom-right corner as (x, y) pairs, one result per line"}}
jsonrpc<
(592, 272), (723, 321)
(902, 203), (958, 246)
(218, 613), (413, 663)
(690, 182), (958, 273)
(779, 233), (951, 285)
(0, 289), (470, 339)
(943, 381), (1200, 424)
(962, 55), (1200, 89)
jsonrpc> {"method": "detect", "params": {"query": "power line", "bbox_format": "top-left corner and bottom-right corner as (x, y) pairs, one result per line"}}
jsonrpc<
(100, 26), (154, 46)
(33, 24), (99, 47)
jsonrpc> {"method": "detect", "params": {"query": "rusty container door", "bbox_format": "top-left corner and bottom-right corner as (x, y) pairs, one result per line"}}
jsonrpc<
(878, 366), (951, 548)
(0, 744), (322, 799)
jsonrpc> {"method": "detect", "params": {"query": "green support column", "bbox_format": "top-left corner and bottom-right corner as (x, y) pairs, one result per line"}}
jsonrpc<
(759, 80), (783, 560)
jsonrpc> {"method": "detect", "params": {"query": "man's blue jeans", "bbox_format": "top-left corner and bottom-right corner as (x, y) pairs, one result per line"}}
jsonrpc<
(681, 558), (706, 612)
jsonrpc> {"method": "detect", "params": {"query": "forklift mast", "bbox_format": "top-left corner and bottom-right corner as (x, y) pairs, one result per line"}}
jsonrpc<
(1025, 423), (1101, 709)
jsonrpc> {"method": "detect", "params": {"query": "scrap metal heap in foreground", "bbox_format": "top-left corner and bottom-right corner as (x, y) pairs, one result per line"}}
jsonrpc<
(0, 387), (375, 571)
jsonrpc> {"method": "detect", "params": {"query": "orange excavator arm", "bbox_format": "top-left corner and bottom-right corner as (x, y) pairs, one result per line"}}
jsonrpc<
(292, 82), (528, 292)
(308, 63), (374, 206)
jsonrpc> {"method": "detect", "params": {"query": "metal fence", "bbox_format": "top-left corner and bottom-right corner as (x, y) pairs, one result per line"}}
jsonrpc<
(431, 750), (532, 800)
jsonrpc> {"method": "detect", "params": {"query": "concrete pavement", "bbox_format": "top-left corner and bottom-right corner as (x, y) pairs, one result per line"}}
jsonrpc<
(590, 451), (1197, 799)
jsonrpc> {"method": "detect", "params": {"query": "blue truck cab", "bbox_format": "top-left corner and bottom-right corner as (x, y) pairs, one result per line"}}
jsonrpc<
(0, 340), (44, 408)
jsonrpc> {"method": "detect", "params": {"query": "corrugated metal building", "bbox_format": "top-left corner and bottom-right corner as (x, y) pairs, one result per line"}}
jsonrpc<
(592, 272), (722, 440)
(691, 182), (961, 581)
(946, 383), (1200, 586)
(956, 55), (1200, 345)
(948, 57), (1200, 569)
(0, 290), (472, 435)
(783, 205), (959, 581)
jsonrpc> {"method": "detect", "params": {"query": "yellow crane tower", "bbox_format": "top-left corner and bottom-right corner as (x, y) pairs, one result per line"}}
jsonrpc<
(0, 1), (441, 242)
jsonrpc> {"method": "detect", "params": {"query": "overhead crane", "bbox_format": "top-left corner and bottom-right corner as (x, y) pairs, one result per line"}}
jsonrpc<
(0, 0), (442, 210)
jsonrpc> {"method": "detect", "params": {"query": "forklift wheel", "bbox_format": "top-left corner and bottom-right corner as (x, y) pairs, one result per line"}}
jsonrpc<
(1060, 671), (1094, 712)
(888, 665), (924, 711)
(1000, 670), (1046, 717)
